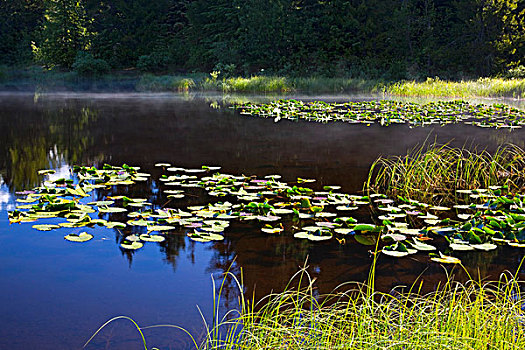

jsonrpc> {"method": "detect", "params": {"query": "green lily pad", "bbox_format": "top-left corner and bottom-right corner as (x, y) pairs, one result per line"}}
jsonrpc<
(430, 253), (461, 264)
(261, 226), (283, 234)
(408, 239), (436, 251)
(120, 240), (144, 250)
(98, 207), (127, 213)
(470, 243), (497, 251)
(293, 232), (310, 239)
(449, 243), (475, 251)
(147, 225), (176, 232)
(334, 228), (353, 235)
(139, 234), (166, 242)
(354, 235), (377, 246)
(32, 224), (60, 231)
(87, 200), (115, 206)
(381, 250), (410, 257)
(64, 232), (93, 242)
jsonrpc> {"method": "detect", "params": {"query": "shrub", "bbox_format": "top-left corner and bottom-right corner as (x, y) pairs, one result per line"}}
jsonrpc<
(136, 52), (171, 72)
(505, 66), (525, 79)
(72, 52), (110, 77)
(212, 63), (236, 79)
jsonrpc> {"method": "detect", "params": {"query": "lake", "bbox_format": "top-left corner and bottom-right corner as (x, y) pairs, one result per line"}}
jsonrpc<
(1, 92), (524, 349)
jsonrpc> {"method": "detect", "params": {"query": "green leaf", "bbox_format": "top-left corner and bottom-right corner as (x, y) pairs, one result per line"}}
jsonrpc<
(64, 232), (93, 242)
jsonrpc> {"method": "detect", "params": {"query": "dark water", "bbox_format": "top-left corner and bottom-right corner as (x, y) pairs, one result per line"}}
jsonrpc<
(1, 92), (524, 349)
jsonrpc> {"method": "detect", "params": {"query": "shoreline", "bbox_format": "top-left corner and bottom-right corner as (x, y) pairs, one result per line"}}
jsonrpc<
(1, 67), (524, 99)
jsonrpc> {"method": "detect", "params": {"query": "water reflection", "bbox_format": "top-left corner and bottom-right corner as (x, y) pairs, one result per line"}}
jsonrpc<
(0, 97), (103, 191)
(1, 92), (525, 349)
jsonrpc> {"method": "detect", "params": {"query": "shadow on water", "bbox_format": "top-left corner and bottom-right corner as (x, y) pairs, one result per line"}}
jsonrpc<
(1, 92), (525, 349)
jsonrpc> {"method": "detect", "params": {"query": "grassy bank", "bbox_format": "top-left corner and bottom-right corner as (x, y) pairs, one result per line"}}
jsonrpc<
(86, 267), (525, 350)
(137, 74), (381, 93)
(387, 77), (525, 99)
(1, 66), (525, 98)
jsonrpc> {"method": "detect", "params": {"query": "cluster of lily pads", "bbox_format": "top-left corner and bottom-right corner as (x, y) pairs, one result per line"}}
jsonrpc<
(7, 163), (525, 265)
(236, 99), (525, 129)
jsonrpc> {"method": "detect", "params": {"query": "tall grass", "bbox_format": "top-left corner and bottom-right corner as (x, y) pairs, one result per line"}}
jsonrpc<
(200, 76), (293, 93)
(387, 77), (525, 99)
(201, 270), (525, 350)
(292, 77), (382, 93)
(85, 265), (525, 350)
(366, 143), (525, 204)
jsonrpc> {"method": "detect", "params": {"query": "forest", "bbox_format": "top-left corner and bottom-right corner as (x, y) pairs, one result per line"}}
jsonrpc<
(0, 0), (524, 80)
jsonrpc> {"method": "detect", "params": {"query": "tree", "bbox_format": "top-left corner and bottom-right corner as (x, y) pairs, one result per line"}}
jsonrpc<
(0, 0), (44, 65)
(33, 0), (90, 67)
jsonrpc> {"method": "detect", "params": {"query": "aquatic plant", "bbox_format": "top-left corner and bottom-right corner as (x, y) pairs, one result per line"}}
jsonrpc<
(84, 267), (525, 350)
(8, 159), (525, 262)
(291, 76), (381, 93)
(387, 77), (525, 99)
(201, 75), (292, 93)
(237, 99), (525, 129)
(366, 143), (525, 205)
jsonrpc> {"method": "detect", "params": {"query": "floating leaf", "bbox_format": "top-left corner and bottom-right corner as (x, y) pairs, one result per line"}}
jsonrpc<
(64, 232), (93, 242)
(147, 225), (176, 232)
(470, 243), (497, 251)
(139, 234), (166, 242)
(32, 224), (60, 231)
(88, 200), (115, 206)
(430, 252), (461, 264)
(98, 207), (127, 213)
(120, 240), (144, 250)
(381, 250), (410, 257)
(408, 239), (436, 251)
(354, 235), (377, 246)
(449, 243), (475, 251)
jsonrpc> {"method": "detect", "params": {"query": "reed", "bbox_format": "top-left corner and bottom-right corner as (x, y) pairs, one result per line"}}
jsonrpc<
(291, 77), (381, 93)
(366, 143), (525, 204)
(387, 77), (525, 98)
(85, 266), (525, 350)
(201, 270), (525, 350)
(200, 76), (293, 93)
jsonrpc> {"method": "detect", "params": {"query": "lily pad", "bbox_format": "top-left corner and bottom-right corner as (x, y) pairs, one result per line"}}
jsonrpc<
(430, 253), (461, 264)
(354, 235), (377, 246)
(470, 243), (497, 251)
(64, 232), (93, 242)
(32, 224), (60, 231)
(98, 207), (127, 213)
(120, 240), (144, 250)
(139, 234), (166, 242)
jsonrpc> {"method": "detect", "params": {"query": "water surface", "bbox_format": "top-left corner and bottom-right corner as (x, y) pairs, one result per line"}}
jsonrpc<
(1, 92), (524, 349)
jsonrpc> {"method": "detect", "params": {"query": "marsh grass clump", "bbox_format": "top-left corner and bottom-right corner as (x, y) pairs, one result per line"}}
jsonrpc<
(387, 77), (525, 98)
(86, 268), (525, 350)
(202, 272), (525, 350)
(200, 75), (293, 93)
(366, 143), (525, 205)
(291, 77), (381, 93)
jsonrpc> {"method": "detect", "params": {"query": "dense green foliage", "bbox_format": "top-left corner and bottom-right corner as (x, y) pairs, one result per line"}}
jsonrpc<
(1, 0), (524, 78)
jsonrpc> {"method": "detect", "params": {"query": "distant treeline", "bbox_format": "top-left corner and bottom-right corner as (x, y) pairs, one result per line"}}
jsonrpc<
(1, 0), (524, 79)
